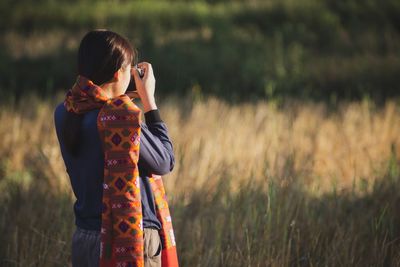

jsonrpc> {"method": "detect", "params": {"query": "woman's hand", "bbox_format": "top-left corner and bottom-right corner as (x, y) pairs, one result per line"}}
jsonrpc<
(132, 62), (157, 112)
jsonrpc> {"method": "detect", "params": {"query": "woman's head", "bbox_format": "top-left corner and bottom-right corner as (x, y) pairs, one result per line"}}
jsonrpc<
(63, 30), (135, 156)
(78, 30), (135, 89)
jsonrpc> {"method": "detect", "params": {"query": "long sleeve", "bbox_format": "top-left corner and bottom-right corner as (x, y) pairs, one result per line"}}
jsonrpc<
(138, 110), (175, 176)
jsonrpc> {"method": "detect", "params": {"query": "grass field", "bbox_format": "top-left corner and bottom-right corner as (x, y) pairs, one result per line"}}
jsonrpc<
(1, 96), (400, 266)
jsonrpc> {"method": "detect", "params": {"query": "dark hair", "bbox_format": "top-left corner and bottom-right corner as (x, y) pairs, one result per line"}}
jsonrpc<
(63, 30), (135, 156)
(78, 30), (134, 85)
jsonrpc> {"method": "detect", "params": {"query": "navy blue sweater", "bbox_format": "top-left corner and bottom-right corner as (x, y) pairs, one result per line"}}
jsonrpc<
(54, 103), (174, 231)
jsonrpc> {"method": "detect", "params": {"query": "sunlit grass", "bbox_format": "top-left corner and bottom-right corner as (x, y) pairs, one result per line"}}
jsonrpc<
(3, 95), (399, 194)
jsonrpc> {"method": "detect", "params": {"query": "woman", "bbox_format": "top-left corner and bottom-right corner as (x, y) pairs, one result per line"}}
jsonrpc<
(54, 30), (178, 267)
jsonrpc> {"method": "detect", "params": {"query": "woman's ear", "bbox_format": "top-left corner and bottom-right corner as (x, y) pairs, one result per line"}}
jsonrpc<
(113, 70), (119, 81)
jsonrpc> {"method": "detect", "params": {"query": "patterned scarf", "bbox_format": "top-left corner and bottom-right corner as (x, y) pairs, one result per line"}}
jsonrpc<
(65, 76), (179, 267)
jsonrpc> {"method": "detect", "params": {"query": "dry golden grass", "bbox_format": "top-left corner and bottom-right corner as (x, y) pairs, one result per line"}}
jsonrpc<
(1, 96), (399, 195)
(1, 96), (400, 266)
(163, 98), (400, 195)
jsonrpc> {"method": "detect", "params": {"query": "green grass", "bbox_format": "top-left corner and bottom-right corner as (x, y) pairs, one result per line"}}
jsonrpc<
(1, 0), (399, 101)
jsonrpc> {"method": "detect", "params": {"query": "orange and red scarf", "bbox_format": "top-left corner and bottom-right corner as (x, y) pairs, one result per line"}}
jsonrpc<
(65, 76), (179, 267)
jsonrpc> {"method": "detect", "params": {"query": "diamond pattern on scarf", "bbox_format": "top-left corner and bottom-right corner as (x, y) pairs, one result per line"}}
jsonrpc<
(114, 178), (126, 191)
(128, 216), (136, 224)
(122, 128), (131, 137)
(111, 133), (122, 146)
(125, 173), (134, 181)
(118, 221), (130, 233)
(130, 132), (140, 146)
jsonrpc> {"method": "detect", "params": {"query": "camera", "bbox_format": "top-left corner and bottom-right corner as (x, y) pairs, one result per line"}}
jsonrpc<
(126, 67), (144, 91)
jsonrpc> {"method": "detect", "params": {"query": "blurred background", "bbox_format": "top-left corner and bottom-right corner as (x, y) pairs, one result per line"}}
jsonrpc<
(1, 0), (400, 102)
(1, 0), (400, 266)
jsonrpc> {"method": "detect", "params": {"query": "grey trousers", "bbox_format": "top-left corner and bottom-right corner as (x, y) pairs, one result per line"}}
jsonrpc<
(71, 227), (161, 267)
